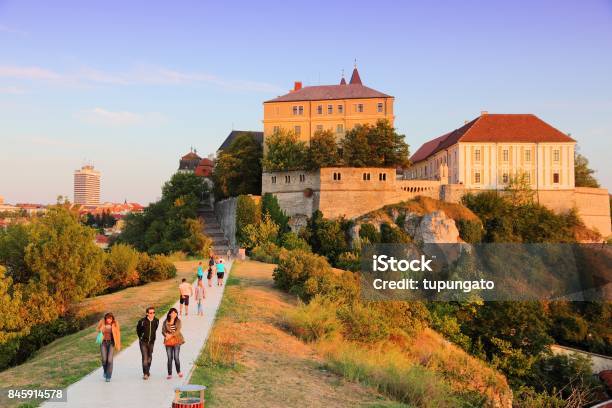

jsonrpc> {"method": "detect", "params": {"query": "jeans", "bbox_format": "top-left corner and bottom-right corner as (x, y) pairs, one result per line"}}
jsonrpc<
(165, 345), (181, 375)
(197, 300), (203, 314)
(139, 340), (154, 375)
(100, 340), (114, 379)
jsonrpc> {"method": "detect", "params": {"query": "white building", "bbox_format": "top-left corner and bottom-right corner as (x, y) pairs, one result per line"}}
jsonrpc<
(74, 165), (101, 205)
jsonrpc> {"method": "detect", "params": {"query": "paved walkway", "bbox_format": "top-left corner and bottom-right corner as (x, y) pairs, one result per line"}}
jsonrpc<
(43, 261), (232, 408)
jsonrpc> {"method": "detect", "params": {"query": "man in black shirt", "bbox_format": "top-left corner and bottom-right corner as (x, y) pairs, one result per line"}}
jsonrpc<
(136, 306), (159, 380)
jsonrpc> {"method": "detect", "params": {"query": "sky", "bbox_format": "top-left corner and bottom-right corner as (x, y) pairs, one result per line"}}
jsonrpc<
(1, 0), (611, 204)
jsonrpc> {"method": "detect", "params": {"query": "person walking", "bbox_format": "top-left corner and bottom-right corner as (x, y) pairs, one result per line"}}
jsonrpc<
(162, 308), (184, 379)
(178, 278), (193, 317)
(194, 279), (206, 316)
(196, 261), (204, 280)
(136, 306), (158, 380)
(96, 312), (121, 382)
(216, 258), (226, 286)
(206, 265), (213, 287)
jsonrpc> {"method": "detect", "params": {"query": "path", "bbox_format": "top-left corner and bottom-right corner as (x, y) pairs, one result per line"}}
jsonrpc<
(43, 260), (232, 408)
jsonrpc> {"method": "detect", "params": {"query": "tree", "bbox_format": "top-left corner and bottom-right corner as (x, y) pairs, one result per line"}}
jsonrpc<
(261, 193), (289, 234)
(307, 130), (341, 169)
(504, 172), (535, 206)
(236, 195), (261, 247)
(24, 206), (105, 314)
(341, 120), (409, 168)
(262, 129), (308, 171)
(242, 213), (280, 250)
(213, 133), (263, 200)
(102, 243), (140, 290)
(0, 224), (32, 283)
(574, 151), (600, 188)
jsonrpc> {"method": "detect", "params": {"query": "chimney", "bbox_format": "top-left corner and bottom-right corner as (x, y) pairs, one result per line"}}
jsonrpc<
(480, 110), (488, 116)
(293, 81), (302, 91)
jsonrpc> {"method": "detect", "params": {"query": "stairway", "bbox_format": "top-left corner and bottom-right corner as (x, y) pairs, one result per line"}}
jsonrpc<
(198, 207), (231, 255)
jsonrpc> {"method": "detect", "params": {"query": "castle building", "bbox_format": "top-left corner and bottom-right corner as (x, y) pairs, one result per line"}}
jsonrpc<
(178, 149), (202, 173)
(263, 66), (394, 143)
(74, 165), (101, 205)
(408, 113), (576, 191)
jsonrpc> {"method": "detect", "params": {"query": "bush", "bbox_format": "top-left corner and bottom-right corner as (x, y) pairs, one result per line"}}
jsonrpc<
(279, 231), (310, 251)
(250, 242), (281, 264)
(242, 213), (279, 250)
(336, 251), (361, 272)
(285, 295), (340, 342)
(456, 219), (483, 243)
(337, 302), (392, 343)
(303, 211), (349, 265)
(261, 193), (289, 234)
(380, 222), (411, 243)
(103, 243), (140, 290)
(137, 253), (177, 283)
(236, 195), (261, 247)
(358, 223), (380, 244)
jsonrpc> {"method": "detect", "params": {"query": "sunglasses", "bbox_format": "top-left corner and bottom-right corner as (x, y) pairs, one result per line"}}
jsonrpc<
(147, 311), (155, 315)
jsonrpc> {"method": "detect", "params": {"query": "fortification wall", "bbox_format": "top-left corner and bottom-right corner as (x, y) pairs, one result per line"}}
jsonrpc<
(214, 197), (238, 248)
(573, 187), (611, 237)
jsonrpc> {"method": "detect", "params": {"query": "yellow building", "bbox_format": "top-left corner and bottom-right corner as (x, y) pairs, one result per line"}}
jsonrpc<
(263, 67), (394, 143)
(408, 113), (576, 191)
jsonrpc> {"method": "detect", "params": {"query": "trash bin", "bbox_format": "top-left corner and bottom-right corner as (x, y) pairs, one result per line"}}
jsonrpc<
(172, 384), (207, 408)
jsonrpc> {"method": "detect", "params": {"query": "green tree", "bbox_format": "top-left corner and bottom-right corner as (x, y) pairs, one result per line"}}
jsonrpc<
(236, 195), (261, 247)
(213, 132), (263, 200)
(102, 243), (140, 290)
(574, 151), (600, 188)
(307, 129), (341, 169)
(340, 124), (372, 167)
(0, 223), (32, 283)
(242, 213), (280, 250)
(262, 129), (308, 171)
(24, 206), (105, 314)
(302, 211), (349, 265)
(261, 193), (289, 234)
(504, 172), (535, 206)
(341, 120), (409, 167)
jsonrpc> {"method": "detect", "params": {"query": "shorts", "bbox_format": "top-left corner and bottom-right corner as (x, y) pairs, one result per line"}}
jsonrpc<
(217, 272), (224, 279)
(180, 295), (190, 305)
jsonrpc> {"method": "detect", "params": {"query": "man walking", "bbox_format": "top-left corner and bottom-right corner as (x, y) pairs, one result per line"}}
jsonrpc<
(179, 278), (193, 316)
(136, 306), (159, 380)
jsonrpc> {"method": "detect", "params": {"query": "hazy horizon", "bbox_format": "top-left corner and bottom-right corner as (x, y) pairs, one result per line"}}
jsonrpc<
(1, 0), (611, 204)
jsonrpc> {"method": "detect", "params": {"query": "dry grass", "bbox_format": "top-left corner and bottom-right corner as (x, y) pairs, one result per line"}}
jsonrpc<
(0, 260), (202, 408)
(190, 260), (402, 407)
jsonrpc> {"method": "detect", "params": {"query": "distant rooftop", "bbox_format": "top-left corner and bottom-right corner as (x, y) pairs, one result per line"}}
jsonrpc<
(264, 67), (392, 103)
(218, 130), (263, 151)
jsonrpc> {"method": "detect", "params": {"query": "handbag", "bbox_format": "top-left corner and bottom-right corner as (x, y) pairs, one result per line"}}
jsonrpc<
(164, 335), (180, 347)
(95, 331), (103, 345)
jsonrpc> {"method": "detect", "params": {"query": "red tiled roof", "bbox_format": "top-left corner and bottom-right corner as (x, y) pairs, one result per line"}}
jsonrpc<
(265, 84), (391, 103)
(349, 67), (362, 85)
(181, 151), (201, 160)
(198, 158), (214, 167)
(410, 114), (575, 163)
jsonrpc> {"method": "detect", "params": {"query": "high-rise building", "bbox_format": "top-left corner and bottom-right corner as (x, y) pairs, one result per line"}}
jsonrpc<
(74, 165), (101, 205)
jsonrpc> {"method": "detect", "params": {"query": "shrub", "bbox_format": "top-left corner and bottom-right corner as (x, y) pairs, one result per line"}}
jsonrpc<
(336, 251), (361, 272)
(380, 222), (411, 243)
(250, 242), (281, 264)
(456, 219), (483, 243)
(279, 231), (310, 251)
(242, 213), (279, 250)
(235, 195), (261, 247)
(337, 302), (392, 343)
(285, 295), (340, 342)
(261, 193), (289, 234)
(103, 243), (140, 290)
(358, 223), (381, 244)
(137, 253), (177, 283)
(303, 211), (349, 265)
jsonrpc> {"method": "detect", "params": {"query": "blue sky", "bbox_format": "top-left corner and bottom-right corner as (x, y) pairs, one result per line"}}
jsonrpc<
(1, 0), (611, 204)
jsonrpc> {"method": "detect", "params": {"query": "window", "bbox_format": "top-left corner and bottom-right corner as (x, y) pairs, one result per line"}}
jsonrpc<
(338, 104), (343, 114)
(379, 173), (387, 181)
(377, 102), (383, 113)
(298, 106), (303, 115)
(317, 105), (323, 115)
(362, 172), (371, 181)
(327, 105), (333, 114)
(271, 176), (277, 184)
(553, 172), (560, 184)
(293, 106), (303, 115)
(284, 175), (291, 183)
(292, 106), (298, 115)
(525, 150), (531, 162)
(333, 172), (342, 181)
(355, 103), (364, 113)
(336, 124), (344, 134)
(553, 149), (560, 162)
(475, 171), (481, 184)
(502, 173), (509, 184)
(294, 125), (301, 135)
(273, 126), (280, 133)
(299, 174), (306, 183)
(474, 149), (481, 162)
(503, 149), (509, 162)
(316, 125), (323, 132)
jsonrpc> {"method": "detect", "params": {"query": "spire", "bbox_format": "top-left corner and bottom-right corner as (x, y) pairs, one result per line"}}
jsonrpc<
(349, 60), (362, 85)
(340, 68), (346, 85)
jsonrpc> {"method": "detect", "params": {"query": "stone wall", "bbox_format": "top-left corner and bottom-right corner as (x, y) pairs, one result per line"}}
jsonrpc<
(214, 197), (238, 248)
(572, 187), (611, 237)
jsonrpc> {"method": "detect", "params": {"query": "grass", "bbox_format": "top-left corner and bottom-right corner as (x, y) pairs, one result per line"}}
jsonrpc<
(0, 260), (203, 408)
(189, 260), (402, 407)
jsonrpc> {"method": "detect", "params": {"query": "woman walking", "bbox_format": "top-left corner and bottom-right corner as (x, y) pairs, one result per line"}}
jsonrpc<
(206, 265), (213, 287)
(96, 312), (121, 382)
(162, 307), (184, 379)
(194, 278), (206, 316)
(216, 258), (225, 286)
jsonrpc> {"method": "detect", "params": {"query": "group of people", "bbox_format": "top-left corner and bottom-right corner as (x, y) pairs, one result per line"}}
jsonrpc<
(96, 254), (227, 382)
